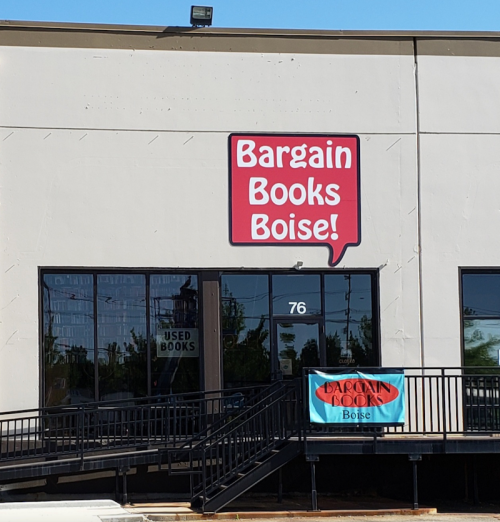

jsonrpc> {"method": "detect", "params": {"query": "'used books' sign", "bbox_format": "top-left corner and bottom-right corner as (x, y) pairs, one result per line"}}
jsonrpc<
(156, 329), (199, 358)
(229, 134), (360, 266)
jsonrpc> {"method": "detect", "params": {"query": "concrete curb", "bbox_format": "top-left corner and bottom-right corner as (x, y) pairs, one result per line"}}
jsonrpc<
(141, 508), (437, 520)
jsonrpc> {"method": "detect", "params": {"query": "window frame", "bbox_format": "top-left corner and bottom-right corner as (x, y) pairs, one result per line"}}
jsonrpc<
(219, 269), (380, 387)
(39, 268), (203, 408)
(460, 268), (500, 367)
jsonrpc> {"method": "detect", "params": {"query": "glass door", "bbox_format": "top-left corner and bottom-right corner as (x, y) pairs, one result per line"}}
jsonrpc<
(274, 320), (321, 379)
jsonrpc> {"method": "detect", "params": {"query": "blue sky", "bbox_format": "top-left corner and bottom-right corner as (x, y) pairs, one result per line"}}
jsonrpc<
(0, 0), (499, 31)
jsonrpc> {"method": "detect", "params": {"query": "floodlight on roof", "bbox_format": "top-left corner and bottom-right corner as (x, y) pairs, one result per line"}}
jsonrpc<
(191, 6), (213, 27)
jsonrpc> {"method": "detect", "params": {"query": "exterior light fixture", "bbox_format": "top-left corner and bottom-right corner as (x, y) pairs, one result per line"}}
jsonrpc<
(294, 261), (304, 270)
(191, 6), (213, 27)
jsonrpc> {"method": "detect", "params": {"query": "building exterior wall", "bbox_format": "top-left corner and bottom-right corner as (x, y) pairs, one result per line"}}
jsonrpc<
(0, 25), (496, 411)
(417, 40), (500, 367)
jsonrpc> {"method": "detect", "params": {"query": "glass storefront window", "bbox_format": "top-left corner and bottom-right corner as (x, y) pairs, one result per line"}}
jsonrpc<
(221, 271), (377, 387)
(43, 274), (95, 406)
(150, 275), (199, 395)
(42, 271), (199, 406)
(276, 322), (320, 378)
(221, 275), (271, 388)
(463, 274), (500, 317)
(97, 274), (147, 401)
(463, 272), (500, 370)
(463, 318), (500, 367)
(324, 274), (376, 367)
(43, 270), (379, 406)
(272, 274), (321, 316)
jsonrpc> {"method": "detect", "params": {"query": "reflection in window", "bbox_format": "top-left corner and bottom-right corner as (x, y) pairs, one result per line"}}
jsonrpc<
(272, 274), (321, 315)
(43, 274), (95, 406)
(463, 318), (500, 367)
(463, 274), (500, 317)
(221, 275), (271, 388)
(324, 274), (375, 367)
(150, 275), (199, 395)
(463, 272), (500, 370)
(277, 322), (320, 378)
(97, 274), (147, 401)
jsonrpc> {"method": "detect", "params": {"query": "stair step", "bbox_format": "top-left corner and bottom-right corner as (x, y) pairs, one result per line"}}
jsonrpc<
(200, 442), (301, 514)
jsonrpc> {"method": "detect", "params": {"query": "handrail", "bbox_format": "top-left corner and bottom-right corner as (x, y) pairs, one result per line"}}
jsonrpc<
(177, 380), (285, 451)
(0, 384), (272, 466)
(190, 380), (301, 509)
(3, 367), (500, 476)
(192, 381), (297, 453)
(0, 384), (267, 417)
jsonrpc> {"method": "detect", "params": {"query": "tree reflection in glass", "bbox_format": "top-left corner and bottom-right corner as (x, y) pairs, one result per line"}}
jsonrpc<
(463, 308), (500, 372)
(325, 274), (375, 367)
(277, 323), (319, 378)
(150, 275), (199, 395)
(97, 275), (147, 401)
(43, 274), (95, 406)
(221, 275), (271, 388)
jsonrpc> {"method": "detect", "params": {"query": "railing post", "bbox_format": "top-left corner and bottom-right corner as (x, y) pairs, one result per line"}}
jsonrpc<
(201, 447), (207, 511)
(409, 454), (421, 510)
(306, 454), (320, 511)
(173, 396), (177, 444)
(79, 406), (84, 469)
(302, 370), (308, 454)
(441, 368), (447, 447)
(277, 467), (283, 504)
(121, 466), (129, 505)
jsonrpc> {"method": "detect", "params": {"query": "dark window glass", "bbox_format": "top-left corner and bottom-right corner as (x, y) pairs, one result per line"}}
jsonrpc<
(277, 322), (320, 378)
(150, 275), (199, 395)
(324, 274), (375, 367)
(97, 274), (147, 400)
(221, 275), (271, 388)
(272, 274), (321, 316)
(463, 318), (500, 367)
(462, 273), (500, 370)
(463, 274), (500, 317)
(43, 274), (95, 406)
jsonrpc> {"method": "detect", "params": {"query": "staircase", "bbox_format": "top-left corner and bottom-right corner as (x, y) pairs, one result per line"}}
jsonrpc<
(167, 380), (302, 513)
(0, 380), (303, 509)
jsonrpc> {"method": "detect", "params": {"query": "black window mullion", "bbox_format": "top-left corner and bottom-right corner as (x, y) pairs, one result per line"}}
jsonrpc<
(93, 273), (99, 402)
(146, 273), (151, 397)
(268, 274), (275, 379)
(373, 271), (381, 366)
(320, 272), (326, 366)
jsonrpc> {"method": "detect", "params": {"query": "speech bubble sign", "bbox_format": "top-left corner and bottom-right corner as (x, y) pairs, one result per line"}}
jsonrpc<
(229, 134), (360, 266)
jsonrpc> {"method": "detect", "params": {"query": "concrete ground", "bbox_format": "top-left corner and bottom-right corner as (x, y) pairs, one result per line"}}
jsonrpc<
(1, 497), (500, 522)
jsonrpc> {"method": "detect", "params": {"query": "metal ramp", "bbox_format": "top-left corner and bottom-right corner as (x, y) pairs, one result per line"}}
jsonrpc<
(0, 384), (278, 491)
(4, 368), (500, 511)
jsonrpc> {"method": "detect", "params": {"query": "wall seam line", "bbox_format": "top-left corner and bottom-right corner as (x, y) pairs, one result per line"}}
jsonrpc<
(413, 37), (425, 369)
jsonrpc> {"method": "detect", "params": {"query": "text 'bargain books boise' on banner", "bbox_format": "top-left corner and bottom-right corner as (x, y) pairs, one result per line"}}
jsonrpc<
(308, 369), (405, 425)
(229, 134), (360, 267)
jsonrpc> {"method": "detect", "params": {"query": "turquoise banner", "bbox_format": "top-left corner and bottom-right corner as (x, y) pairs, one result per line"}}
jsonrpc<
(308, 369), (405, 425)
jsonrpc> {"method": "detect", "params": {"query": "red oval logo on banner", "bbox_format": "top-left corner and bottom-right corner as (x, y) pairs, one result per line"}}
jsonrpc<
(315, 378), (399, 408)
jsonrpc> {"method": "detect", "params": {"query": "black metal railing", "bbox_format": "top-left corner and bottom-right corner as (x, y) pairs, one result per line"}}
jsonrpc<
(303, 367), (500, 438)
(0, 384), (271, 466)
(189, 380), (301, 510)
(3, 367), (500, 480)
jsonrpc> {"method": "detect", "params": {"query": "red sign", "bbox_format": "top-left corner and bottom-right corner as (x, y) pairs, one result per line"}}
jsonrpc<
(315, 378), (400, 408)
(229, 134), (360, 266)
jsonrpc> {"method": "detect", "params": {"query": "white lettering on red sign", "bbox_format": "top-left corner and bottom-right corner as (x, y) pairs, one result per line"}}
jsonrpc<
(229, 134), (360, 266)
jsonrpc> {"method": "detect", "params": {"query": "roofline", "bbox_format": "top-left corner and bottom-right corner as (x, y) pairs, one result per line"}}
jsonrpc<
(2, 19), (500, 39)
